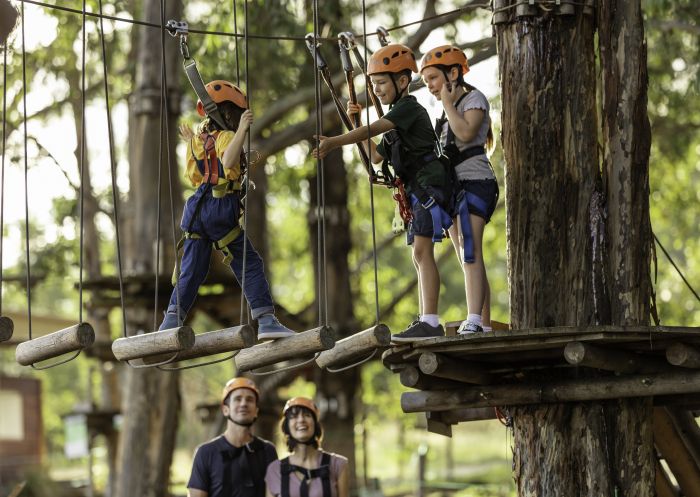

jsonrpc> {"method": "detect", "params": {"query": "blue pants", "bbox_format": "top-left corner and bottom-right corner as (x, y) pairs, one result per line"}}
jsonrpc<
(163, 187), (274, 327)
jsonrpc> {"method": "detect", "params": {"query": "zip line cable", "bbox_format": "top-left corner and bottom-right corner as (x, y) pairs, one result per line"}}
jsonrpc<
(78, 0), (86, 325)
(239, 0), (250, 326)
(18, 0), (490, 43)
(1, 44), (7, 318)
(97, 0), (128, 340)
(362, 0), (382, 326)
(653, 233), (700, 304)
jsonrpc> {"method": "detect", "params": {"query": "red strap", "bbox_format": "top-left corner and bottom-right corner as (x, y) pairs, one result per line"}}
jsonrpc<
(199, 132), (219, 185)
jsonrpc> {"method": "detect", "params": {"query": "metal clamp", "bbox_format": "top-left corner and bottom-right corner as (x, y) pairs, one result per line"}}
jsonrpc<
(166, 19), (190, 59)
(376, 26), (390, 47)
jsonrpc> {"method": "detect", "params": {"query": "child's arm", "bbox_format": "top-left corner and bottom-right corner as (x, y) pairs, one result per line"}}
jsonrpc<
(441, 85), (485, 143)
(313, 117), (394, 164)
(221, 110), (254, 170)
(346, 102), (383, 164)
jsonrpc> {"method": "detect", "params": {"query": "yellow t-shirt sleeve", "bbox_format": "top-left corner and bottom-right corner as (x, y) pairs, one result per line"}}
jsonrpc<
(185, 138), (203, 187)
(215, 131), (241, 181)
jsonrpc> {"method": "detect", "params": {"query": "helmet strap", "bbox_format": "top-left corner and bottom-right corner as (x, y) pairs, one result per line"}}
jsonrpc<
(390, 74), (407, 105)
(227, 414), (257, 427)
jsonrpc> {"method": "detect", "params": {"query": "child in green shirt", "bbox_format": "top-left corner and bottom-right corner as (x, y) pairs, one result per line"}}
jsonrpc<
(313, 43), (452, 342)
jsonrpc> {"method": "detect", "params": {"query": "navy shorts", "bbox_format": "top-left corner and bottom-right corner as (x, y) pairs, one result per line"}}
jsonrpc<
(406, 186), (449, 244)
(459, 179), (499, 223)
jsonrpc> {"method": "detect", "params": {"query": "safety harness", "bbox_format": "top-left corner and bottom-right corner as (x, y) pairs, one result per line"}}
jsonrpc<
(434, 92), (491, 263)
(280, 452), (332, 497)
(171, 134), (247, 285)
(220, 437), (267, 496)
(380, 118), (454, 242)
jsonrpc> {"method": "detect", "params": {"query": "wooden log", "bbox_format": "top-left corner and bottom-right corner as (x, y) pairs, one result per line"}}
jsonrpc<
(316, 324), (390, 369)
(440, 407), (497, 424)
(564, 341), (674, 373)
(400, 369), (700, 412)
(666, 343), (700, 368)
(15, 323), (95, 366)
(235, 326), (335, 372)
(0, 316), (13, 342)
(653, 407), (700, 497)
(655, 460), (679, 497)
(173, 325), (256, 361)
(666, 408), (700, 474)
(111, 326), (194, 362)
(399, 366), (464, 391)
(418, 352), (493, 385)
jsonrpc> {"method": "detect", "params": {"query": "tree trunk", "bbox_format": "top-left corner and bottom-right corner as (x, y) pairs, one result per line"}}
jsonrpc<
(116, 1), (183, 497)
(497, 2), (654, 495)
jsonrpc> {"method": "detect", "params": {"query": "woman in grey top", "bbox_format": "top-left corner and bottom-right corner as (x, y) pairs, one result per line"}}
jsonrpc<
(265, 397), (348, 497)
(420, 45), (499, 334)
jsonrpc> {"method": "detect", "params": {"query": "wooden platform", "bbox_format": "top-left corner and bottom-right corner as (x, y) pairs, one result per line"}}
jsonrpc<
(382, 325), (700, 433)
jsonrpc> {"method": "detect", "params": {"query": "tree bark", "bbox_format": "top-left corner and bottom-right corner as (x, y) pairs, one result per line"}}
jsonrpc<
(497, 1), (654, 495)
(116, 1), (183, 497)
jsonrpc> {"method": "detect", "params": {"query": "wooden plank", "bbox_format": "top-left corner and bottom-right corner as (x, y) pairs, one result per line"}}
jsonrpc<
(111, 326), (194, 362)
(425, 412), (452, 437)
(0, 316), (13, 342)
(15, 323), (95, 366)
(653, 407), (700, 497)
(316, 324), (390, 369)
(235, 326), (335, 372)
(656, 460), (679, 497)
(399, 366), (464, 390)
(564, 341), (675, 373)
(666, 408), (700, 473)
(418, 352), (493, 384)
(667, 343), (700, 368)
(173, 325), (255, 361)
(441, 407), (497, 424)
(400, 369), (700, 412)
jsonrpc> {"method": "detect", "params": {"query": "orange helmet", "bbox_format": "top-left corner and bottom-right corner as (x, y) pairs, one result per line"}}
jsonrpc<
(283, 397), (320, 419)
(221, 377), (259, 404)
(367, 43), (418, 76)
(420, 45), (469, 75)
(197, 80), (248, 117)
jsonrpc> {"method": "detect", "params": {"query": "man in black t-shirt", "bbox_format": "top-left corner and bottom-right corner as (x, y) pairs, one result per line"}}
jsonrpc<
(187, 377), (277, 497)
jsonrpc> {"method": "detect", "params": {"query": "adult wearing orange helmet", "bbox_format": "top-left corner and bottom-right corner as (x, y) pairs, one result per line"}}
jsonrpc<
(420, 45), (498, 334)
(159, 80), (294, 340)
(313, 44), (453, 342)
(187, 378), (278, 497)
(265, 397), (348, 497)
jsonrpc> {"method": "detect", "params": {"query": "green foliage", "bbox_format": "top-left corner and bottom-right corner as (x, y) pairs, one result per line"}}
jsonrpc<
(644, 0), (700, 325)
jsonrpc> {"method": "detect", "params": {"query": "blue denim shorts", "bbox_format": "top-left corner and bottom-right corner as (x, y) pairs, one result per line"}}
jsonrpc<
(406, 186), (449, 245)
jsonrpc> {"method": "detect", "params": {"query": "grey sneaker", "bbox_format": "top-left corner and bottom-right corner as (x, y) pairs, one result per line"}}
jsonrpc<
(159, 311), (184, 331)
(457, 320), (484, 334)
(391, 320), (445, 343)
(257, 314), (295, 340)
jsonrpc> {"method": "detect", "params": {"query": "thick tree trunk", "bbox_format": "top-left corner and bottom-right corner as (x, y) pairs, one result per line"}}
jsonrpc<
(497, 2), (654, 495)
(116, 1), (183, 497)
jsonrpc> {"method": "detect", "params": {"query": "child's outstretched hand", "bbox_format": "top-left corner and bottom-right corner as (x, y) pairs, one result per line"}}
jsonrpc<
(179, 123), (194, 141)
(311, 135), (335, 159)
(346, 102), (363, 116)
(238, 109), (254, 132)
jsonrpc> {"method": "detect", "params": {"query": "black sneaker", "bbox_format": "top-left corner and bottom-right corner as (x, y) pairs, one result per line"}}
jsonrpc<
(457, 321), (484, 334)
(391, 321), (445, 343)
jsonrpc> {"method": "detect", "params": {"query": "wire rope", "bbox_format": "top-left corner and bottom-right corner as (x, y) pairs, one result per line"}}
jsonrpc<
(362, 0), (381, 326)
(97, 0), (128, 338)
(18, 0), (491, 42)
